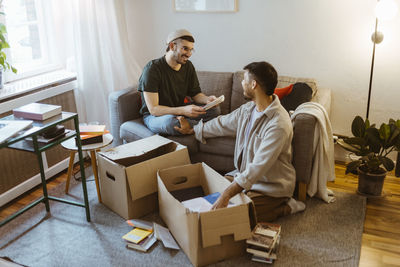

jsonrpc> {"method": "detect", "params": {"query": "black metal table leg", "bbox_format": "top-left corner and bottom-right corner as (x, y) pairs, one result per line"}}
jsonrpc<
(74, 117), (91, 222)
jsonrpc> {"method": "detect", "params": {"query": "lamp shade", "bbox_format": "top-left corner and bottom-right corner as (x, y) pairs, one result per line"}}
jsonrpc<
(375, 0), (398, 20)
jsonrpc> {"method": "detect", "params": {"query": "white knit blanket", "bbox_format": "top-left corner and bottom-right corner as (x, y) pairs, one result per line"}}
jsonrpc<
(291, 102), (336, 203)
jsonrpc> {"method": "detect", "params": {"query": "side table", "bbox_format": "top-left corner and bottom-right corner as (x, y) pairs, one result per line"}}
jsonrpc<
(61, 133), (113, 203)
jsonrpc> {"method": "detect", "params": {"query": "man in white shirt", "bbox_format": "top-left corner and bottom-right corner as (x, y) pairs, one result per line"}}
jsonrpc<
(175, 61), (305, 222)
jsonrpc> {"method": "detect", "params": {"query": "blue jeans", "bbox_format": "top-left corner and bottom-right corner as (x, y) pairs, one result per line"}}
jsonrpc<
(143, 106), (221, 136)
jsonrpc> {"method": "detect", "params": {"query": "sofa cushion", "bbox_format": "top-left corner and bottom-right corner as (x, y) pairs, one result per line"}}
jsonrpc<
(277, 76), (317, 97)
(197, 71), (233, 115)
(275, 84), (293, 99)
(198, 137), (235, 157)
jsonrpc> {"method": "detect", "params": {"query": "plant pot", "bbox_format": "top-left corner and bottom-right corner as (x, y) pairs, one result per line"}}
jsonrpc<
(357, 167), (386, 196)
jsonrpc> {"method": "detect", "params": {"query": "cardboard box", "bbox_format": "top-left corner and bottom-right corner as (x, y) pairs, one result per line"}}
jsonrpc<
(98, 135), (190, 219)
(157, 163), (256, 267)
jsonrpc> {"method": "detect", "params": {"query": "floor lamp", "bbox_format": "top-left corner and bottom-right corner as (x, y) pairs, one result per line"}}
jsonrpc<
(368, 0), (400, 176)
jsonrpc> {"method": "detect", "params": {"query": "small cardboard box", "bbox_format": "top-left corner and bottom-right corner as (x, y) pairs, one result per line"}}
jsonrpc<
(98, 135), (190, 219)
(157, 163), (256, 267)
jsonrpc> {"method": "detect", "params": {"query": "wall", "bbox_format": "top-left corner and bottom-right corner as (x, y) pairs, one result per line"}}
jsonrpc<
(123, 0), (400, 136)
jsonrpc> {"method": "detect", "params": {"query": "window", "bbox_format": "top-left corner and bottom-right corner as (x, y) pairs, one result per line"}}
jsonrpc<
(3, 0), (60, 83)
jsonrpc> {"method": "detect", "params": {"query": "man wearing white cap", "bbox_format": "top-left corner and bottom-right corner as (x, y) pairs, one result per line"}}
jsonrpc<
(138, 29), (220, 136)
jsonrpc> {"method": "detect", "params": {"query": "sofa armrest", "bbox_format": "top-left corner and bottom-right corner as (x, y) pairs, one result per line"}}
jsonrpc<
(108, 85), (141, 146)
(312, 87), (331, 117)
(292, 113), (316, 186)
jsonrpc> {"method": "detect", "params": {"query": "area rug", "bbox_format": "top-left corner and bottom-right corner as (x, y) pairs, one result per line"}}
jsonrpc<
(0, 176), (366, 267)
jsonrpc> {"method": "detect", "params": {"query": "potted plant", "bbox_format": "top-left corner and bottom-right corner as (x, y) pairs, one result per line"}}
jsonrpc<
(0, 1), (17, 88)
(338, 116), (400, 196)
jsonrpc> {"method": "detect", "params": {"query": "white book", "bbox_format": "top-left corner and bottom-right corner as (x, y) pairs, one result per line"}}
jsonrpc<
(13, 103), (62, 121)
(203, 95), (224, 110)
(0, 120), (33, 144)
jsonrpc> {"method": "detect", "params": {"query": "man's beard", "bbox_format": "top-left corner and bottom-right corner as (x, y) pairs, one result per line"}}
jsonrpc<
(243, 95), (252, 101)
(243, 90), (254, 101)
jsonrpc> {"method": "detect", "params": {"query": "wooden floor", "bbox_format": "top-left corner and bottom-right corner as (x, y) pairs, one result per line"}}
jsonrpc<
(1, 162), (400, 266)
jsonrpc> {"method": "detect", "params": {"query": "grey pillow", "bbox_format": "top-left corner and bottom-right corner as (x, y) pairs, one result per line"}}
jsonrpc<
(280, 82), (312, 112)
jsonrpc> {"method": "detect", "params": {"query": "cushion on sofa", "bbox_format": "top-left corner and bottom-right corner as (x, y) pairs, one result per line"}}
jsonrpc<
(197, 71), (233, 115)
(275, 84), (293, 99)
(277, 76), (317, 97)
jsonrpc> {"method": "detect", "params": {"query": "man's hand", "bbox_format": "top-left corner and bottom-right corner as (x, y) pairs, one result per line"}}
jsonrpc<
(211, 181), (244, 210)
(211, 194), (231, 209)
(174, 116), (194, 135)
(206, 95), (217, 103)
(181, 104), (206, 118)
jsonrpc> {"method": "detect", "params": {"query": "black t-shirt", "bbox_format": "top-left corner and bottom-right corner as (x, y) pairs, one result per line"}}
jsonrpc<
(138, 56), (201, 115)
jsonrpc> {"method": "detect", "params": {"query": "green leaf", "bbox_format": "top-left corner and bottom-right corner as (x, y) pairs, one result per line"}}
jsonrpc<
(0, 24), (6, 34)
(351, 116), (365, 137)
(387, 125), (400, 147)
(344, 137), (366, 147)
(365, 118), (371, 129)
(381, 156), (394, 172)
(379, 123), (391, 141)
(2, 41), (9, 49)
(366, 127), (382, 153)
(11, 66), (17, 74)
(337, 139), (360, 153)
(346, 160), (361, 174)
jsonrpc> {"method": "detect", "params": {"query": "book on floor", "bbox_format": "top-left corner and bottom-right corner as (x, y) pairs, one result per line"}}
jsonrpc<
(13, 103), (62, 121)
(246, 222), (281, 263)
(251, 255), (274, 264)
(126, 232), (157, 252)
(125, 219), (154, 231)
(122, 227), (152, 244)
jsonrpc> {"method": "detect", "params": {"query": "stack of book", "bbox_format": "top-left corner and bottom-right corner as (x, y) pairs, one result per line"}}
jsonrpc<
(13, 103), (62, 121)
(246, 222), (281, 264)
(77, 124), (107, 145)
(123, 219), (157, 252)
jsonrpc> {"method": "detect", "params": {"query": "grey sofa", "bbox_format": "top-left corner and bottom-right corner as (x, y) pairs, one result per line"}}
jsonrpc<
(109, 71), (331, 201)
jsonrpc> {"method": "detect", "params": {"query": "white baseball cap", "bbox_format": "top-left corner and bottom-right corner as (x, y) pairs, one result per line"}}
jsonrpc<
(166, 29), (194, 44)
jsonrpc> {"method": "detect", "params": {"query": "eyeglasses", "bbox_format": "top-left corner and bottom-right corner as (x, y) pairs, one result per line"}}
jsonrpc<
(174, 43), (195, 53)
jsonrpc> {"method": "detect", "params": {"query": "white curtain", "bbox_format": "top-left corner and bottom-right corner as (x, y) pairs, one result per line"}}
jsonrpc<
(51, 0), (141, 129)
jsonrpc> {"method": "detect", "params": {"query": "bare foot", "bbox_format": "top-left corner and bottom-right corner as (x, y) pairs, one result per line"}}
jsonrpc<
(174, 116), (194, 135)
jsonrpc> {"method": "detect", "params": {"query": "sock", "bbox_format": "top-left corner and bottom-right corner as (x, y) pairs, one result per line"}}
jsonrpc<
(287, 198), (306, 214)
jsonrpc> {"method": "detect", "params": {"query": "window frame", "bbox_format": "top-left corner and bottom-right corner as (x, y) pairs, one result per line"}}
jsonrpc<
(3, 0), (62, 84)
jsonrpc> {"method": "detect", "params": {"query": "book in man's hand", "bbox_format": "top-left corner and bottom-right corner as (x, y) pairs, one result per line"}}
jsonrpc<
(13, 103), (62, 121)
(202, 95), (224, 110)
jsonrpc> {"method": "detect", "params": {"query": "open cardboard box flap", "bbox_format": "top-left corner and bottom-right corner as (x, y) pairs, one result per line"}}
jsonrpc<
(158, 162), (254, 250)
(99, 135), (190, 201)
(99, 135), (175, 165)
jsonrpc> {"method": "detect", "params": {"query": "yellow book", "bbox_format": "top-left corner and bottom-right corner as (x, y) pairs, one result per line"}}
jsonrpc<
(122, 228), (152, 244)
